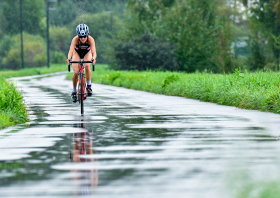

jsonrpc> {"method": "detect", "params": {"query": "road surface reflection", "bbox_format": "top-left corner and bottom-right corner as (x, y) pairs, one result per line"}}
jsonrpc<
(70, 120), (98, 195)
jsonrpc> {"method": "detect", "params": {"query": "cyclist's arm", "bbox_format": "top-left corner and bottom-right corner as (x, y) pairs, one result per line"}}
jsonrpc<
(89, 36), (97, 64)
(67, 37), (77, 63)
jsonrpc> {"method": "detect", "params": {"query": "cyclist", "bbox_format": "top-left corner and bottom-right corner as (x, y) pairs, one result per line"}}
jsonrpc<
(66, 24), (97, 103)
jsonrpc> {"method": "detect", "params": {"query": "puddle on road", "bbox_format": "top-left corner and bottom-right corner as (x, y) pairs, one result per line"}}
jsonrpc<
(1, 76), (280, 198)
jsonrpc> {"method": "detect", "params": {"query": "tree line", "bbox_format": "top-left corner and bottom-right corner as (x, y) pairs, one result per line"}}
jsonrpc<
(0, 0), (279, 73)
(111, 0), (280, 73)
(0, 0), (126, 69)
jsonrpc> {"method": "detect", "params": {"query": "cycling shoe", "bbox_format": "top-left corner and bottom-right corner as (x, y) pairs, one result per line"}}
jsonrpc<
(71, 92), (78, 103)
(87, 87), (92, 96)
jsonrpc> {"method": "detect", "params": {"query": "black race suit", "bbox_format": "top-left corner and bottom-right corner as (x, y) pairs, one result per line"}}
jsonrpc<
(75, 41), (91, 59)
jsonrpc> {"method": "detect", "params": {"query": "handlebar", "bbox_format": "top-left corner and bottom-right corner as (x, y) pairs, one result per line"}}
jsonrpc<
(68, 59), (95, 72)
(70, 61), (93, 64)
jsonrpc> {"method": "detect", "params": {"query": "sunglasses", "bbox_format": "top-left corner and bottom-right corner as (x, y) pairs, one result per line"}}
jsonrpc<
(79, 35), (87, 38)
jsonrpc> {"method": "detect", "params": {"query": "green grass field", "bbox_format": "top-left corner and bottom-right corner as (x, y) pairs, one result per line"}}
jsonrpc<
(66, 65), (280, 115)
(0, 64), (66, 79)
(0, 64), (66, 129)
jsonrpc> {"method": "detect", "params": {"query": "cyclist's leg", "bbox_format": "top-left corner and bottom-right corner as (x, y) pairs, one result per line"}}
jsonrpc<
(84, 51), (93, 96)
(72, 51), (80, 91)
(84, 50), (93, 82)
(71, 51), (80, 102)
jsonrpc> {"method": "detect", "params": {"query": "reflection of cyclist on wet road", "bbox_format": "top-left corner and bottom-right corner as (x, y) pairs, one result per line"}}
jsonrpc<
(71, 130), (98, 194)
(73, 132), (93, 162)
(66, 24), (97, 103)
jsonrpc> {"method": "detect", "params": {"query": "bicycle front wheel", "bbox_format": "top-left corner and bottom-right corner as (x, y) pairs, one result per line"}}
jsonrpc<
(79, 73), (84, 115)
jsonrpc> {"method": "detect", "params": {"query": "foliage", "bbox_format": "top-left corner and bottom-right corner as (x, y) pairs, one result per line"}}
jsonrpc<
(50, 26), (72, 56)
(165, 0), (227, 72)
(0, 0), (45, 37)
(50, 0), (127, 26)
(231, 176), (280, 198)
(116, 0), (280, 72)
(247, 38), (266, 70)
(112, 33), (178, 71)
(1, 33), (46, 69)
(244, 0), (279, 71)
(51, 51), (66, 64)
(118, 0), (235, 73)
(66, 66), (280, 114)
(1, 0), (280, 72)
(162, 74), (180, 88)
(123, 0), (175, 38)
(0, 63), (65, 129)
(0, 78), (28, 129)
(0, 0), (127, 67)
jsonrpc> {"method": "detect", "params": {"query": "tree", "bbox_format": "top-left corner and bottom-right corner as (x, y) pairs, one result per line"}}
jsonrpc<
(241, 0), (279, 70)
(123, 0), (175, 39)
(49, 0), (127, 26)
(0, 0), (45, 37)
(119, 0), (235, 73)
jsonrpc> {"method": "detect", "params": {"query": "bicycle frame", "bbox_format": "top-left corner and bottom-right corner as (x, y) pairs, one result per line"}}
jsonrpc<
(78, 64), (87, 102)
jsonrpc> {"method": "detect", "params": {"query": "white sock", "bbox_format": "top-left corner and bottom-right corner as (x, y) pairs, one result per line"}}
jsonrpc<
(87, 81), (91, 87)
(73, 85), (77, 92)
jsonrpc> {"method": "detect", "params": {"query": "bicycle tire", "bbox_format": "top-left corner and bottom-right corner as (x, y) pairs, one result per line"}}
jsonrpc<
(80, 72), (84, 115)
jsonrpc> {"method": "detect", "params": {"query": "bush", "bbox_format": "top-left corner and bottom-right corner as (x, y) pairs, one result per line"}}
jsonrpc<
(51, 51), (66, 64)
(50, 26), (72, 55)
(0, 78), (28, 129)
(112, 33), (178, 71)
(0, 35), (15, 69)
(2, 32), (46, 69)
(34, 53), (47, 66)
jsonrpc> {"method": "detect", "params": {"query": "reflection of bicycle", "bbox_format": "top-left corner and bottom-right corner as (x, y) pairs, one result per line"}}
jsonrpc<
(69, 121), (98, 194)
(73, 131), (93, 162)
(69, 121), (93, 162)
(68, 59), (95, 115)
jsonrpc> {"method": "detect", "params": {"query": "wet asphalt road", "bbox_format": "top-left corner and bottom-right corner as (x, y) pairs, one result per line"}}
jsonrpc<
(1, 73), (280, 198)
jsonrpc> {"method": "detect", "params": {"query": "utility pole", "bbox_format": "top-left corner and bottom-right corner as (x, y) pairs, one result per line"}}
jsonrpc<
(46, 0), (56, 68)
(277, 14), (279, 71)
(233, 0), (237, 59)
(110, 12), (113, 38)
(20, 0), (24, 69)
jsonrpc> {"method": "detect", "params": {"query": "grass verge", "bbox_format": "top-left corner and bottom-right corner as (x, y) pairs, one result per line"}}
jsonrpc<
(0, 78), (28, 129)
(0, 64), (66, 129)
(67, 65), (280, 114)
(0, 64), (66, 79)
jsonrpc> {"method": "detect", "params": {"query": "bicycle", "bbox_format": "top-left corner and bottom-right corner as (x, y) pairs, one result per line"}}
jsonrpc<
(68, 59), (95, 115)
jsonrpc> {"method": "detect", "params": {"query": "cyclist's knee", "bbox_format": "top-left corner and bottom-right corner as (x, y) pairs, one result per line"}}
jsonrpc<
(73, 72), (79, 77)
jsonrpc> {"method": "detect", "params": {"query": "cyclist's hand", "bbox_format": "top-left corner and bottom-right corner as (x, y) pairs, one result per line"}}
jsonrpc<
(66, 58), (71, 65)
(92, 58), (96, 65)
